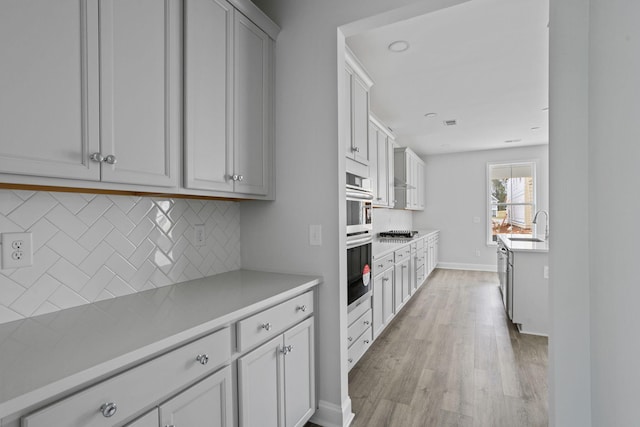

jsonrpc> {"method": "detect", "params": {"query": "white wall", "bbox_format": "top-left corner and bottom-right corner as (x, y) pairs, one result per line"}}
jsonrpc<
(0, 190), (240, 325)
(412, 145), (548, 271)
(586, 1), (640, 425)
(242, 1), (468, 425)
(548, 1), (591, 425)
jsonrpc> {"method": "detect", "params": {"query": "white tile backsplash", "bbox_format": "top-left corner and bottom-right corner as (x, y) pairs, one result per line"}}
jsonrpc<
(0, 190), (241, 325)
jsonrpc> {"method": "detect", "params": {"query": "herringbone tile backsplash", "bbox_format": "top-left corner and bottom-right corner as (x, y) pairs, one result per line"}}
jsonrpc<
(0, 190), (241, 325)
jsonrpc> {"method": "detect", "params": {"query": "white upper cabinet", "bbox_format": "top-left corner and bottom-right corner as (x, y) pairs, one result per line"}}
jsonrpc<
(184, 0), (234, 193)
(345, 47), (373, 177)
(233, 12), (271, 196)
(0, 0), (179, 187)
(394, 146), (425, 211)
(184, 3), (273, 197)
(369, 115), (395, 208)
(98, 0), (180, 187)
(0, 0), (100, 181)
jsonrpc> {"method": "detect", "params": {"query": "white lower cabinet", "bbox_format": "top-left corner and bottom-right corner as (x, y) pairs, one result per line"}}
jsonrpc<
(127, 366), (233, 427)
(20, 291), (317, 427)
(159, 367), (233, 427)
(394, 246), (411, 313)
(347, 297), (373, 370)
(238, 317), (315, 427)
(372, 264), (394, 339)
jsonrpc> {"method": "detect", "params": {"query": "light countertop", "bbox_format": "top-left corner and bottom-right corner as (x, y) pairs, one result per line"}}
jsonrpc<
(373, 229), (439, 258)
(0, 269), (321, 420)
(499, 234), (549, 253)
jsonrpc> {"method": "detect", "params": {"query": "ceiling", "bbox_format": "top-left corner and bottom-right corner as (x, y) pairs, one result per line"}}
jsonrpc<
(346, 0), (549, 157)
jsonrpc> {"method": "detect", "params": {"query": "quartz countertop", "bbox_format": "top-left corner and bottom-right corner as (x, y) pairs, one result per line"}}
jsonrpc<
(0, 269), (321, 420)
(373, 229), (439, 258)
(499, 234), (549, 253)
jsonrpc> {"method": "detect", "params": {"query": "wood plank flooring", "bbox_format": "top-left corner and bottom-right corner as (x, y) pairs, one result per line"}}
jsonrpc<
(347, 269), (548, 427)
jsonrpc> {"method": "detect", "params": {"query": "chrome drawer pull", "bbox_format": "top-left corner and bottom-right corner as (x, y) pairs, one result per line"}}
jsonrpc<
(282, 345), (293, 355)
(348, 336), (353, 342)
(196, 354), (209, 365)
(100, 402), (117, 418)
(261, 322), (272, 331)
(364, 340), (370, 344)
(297, 305), (307, 312)
(364, 320), (370, 326)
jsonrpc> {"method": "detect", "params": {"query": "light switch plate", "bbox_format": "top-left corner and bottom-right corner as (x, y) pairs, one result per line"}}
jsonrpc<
(309, 225), (322, 246)
(2, 232), (33, 269)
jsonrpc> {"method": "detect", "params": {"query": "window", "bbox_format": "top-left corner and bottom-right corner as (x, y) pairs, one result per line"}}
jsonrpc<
(487, 161), (536, 244)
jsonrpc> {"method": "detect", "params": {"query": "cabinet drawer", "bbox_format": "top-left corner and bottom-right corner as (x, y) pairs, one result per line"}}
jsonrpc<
(373, 252), (394, 275)
(347, 294), (371, 326)
(347, 327), (372, 370)
(237, 291), (313, 352)
(22, 327), (231, 427)
(347, 309), (372, 348)
(394, 245), (411, 262)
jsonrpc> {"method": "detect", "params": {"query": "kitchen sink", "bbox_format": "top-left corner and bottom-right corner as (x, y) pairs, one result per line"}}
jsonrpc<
(509, 237), (544, 243)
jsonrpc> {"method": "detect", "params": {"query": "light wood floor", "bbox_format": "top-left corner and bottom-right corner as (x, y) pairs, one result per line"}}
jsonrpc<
(347, 269), (548, 427)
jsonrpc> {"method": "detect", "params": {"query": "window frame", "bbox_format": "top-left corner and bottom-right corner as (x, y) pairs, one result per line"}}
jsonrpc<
(486, 160), (537, 246)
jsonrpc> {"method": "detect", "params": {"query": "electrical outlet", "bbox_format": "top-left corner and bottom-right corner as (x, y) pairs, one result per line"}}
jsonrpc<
(544, 265), (549, 279)
(2, 232), (33, 269)
(475, 249), (481, 257)
(194, 224), (206, 247)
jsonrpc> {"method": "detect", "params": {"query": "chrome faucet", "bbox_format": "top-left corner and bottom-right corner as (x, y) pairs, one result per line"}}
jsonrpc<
(532, 210), (549, 240)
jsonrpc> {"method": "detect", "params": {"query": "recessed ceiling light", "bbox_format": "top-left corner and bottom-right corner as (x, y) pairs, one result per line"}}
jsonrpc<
(504, 139), (522, 144)
(542, 107), (549, 111)
(531, 127), (541, 131)
(388, 40), (410, 53)
(424, 113), (437, 118)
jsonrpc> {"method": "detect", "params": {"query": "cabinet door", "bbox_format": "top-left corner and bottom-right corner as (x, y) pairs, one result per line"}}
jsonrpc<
(387, 138), (395, 208)
(126, 410), (158, 427)
(369, 122), (379, 204)
(374, 129), (390, 207)
(0, 0), (100, 180)
(160, 366), (233, 427)
(184, 0), (234, 192)
(416, 160), (425, 210)
(238, 335), (283, 427)
(381, 269), (394, 325)
(234, 12), (271, 196)
(394, 258), (410, 312)
(352, 75), (370, 166)
(345, 68), (355, 158)
(98, 0), (179, 187)
(372, 272), (384, 338)
(283, 317), (315, 427)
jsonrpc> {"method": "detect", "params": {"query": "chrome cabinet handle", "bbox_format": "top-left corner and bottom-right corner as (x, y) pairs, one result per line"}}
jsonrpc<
(238, 175), (244, 181)
(348, 336), (353, 342)
(196, 354), (209, 365)
(402, 265), (408, 269)
(364, 320), (370, 326)
(100, 402), (117, 418)
(261, 322), (272, 331)
(398, 254), (403, 257)
(382, 277), (389, 282)
(377, 264), (384, 268)
(282, 345), (293, 355)
(388, 260), (393, 263)
(297, 305), (307, 312)
(90, 153), (104, 162)
(351, 146), (360, 152)
(231, 174), (245, 182)
(364, 340), (370, 344)
(348, 358), (353, 363)
(90, 153), (117, 164)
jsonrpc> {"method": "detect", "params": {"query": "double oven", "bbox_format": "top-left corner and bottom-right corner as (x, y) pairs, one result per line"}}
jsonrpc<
(346, 173), (373, 309)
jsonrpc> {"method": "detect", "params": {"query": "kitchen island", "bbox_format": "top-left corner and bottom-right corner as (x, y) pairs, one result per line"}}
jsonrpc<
(499, 235), (549, 336)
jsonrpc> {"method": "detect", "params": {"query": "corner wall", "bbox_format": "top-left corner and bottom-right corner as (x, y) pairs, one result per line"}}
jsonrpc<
(413, 145), (549, 271)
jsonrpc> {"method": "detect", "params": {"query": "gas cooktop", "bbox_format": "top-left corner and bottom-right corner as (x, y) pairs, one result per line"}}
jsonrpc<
(378, 230), (418, 239)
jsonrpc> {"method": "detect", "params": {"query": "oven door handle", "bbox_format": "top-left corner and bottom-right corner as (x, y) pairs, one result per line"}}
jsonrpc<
(346, 190), (374, 201)
(346, 234), (373, 249)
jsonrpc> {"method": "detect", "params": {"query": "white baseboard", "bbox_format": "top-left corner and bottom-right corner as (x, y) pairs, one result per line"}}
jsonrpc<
(310, 398), (354, 427)
(436, 262), (497, 272)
